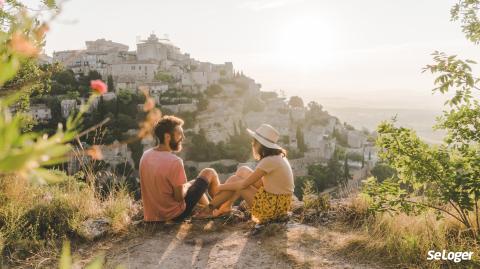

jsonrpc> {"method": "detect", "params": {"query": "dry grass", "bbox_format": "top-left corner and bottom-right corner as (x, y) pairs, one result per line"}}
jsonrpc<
(0, 172), (137, 266)
(335, 192), (480, 269)
(103, 187), (134, 233)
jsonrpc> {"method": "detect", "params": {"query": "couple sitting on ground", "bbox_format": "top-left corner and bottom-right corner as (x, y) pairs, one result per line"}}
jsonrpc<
(139, 115), (294, 224)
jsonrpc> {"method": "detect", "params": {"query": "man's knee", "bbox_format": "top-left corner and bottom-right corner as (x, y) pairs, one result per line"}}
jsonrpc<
(199, 168), (217, 183)
(235, 166), (253, 179)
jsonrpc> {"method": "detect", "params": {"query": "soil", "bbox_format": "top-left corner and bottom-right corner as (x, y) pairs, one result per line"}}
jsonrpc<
(94, 220), (381, 269)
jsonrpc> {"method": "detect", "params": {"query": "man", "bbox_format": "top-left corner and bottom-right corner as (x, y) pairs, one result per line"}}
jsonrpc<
(139, 115), (220, 221)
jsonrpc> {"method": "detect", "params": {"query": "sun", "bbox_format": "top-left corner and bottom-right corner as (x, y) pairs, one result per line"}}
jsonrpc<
(273, 16), (337, 69)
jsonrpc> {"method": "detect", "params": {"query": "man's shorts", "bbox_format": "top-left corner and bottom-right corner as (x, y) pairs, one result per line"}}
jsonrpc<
(172, 176), (209, 221)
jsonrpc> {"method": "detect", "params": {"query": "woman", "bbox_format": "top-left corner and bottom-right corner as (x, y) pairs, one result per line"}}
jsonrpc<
(195, 123), (294, 224)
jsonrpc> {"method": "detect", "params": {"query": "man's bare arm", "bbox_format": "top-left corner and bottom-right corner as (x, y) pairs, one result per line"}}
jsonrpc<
(173, 185), (185, 202)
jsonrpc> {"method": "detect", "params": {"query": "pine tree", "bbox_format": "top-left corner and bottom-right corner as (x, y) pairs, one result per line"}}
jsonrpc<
(344, 155), (350, 184)
(107, 75), (115, 92)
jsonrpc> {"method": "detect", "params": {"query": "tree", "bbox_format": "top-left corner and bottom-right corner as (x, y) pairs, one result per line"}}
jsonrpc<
(0, 0), (109, 185)
(333, 128), (348, 147)
(288, 96), (304, 107)
(154, 72), (174, 83)
(107, 75), (115, 92)
(2, 60), (59, 112)
(128, 140), (144, 169)
(343, 155), (351, 184)
(296, 125), (307, 152)
(197, 95), (209, 111)
(370, 162), (396, 183)
(205, 84), (223, 97)
(325, 149), (344, 188)
(307, 101), (322, 113)
(364, 0), (480, 240)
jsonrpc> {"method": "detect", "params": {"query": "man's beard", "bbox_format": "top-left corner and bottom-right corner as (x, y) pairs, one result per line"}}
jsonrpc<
(170, 139), (182, 152)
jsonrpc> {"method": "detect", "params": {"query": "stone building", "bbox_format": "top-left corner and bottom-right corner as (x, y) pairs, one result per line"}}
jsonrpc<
(109, 61), (159, 82)
(85, 38), (129, 52)
(61, 99), (77, 119)
(29, 104), (52, 122)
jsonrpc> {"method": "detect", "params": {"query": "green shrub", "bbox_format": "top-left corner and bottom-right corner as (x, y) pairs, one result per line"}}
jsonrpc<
(20, 199), (77, 240)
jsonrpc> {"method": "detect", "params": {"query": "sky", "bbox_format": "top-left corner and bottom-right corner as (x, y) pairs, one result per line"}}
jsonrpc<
(32, 0), (480, 111)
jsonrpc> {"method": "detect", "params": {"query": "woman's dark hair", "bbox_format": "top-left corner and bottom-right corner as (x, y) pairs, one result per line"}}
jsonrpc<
(154, 115), (184, 144)
(252, 139), (287, 160)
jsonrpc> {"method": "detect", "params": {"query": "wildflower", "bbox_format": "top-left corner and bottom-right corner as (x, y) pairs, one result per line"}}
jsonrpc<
(143, 97), (155, 112)
(86, 145), (103, 160)
(138, 108), (162, 138)
(9, 32), (39, 57)
(138, 86), (149, 95)
(90, 80), (107, 95)
(35, 24), (50, 40)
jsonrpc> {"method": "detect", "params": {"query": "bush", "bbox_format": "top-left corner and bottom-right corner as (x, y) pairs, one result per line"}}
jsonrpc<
(20, 199), (77, 240)
(0, 174), (135, 264)
(338, 197), (480, 268)
(205, 84), (223, 97)
(154, 72), (175, 83)
(370, 162), (396, 182)
(103, 188), (133, 233)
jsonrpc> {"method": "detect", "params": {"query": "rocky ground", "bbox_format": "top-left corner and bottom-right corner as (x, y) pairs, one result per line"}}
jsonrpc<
(69, 201), (382, 269)
(96, 220), (379, 269)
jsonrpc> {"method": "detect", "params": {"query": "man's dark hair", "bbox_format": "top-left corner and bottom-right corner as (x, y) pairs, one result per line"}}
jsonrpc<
(154, 115), (184, 144)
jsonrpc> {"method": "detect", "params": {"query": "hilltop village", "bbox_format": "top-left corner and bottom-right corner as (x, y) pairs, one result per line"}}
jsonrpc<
(32, 34), (378, 182)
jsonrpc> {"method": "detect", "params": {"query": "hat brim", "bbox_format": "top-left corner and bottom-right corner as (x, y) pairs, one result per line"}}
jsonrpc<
(246, 128), (282, 150)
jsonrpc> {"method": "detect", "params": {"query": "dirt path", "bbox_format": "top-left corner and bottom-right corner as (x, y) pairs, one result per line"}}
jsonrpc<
(101, 221), (380, 269)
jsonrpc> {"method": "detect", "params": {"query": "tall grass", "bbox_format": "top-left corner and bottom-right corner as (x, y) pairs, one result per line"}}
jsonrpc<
(0, 170), (137, 265)
(336, 193), (480, 268)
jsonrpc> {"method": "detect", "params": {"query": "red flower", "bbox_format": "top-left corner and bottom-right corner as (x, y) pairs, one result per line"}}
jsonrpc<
(90, 80), (107, 95)
(143, 97), (155, 112)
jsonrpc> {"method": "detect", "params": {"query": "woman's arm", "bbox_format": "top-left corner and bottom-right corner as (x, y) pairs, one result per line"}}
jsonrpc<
(218, 168), (266, 192)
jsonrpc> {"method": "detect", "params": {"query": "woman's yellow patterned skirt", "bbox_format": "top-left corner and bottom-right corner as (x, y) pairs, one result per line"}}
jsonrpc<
(251, 186), (292, 224)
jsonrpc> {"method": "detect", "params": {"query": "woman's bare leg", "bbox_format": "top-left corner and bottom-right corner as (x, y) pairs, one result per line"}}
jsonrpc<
(216, 166), (255, 213)
(194, 167), (258, 218)
(238, 186), (257, 207)
(209, 175), (243, 210)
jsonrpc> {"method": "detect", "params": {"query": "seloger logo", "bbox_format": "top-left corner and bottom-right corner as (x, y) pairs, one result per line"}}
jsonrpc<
(427, 250), (474, 263)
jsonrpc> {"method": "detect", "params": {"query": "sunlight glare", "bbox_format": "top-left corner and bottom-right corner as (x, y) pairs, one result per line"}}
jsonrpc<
(273, 16), (337, 70)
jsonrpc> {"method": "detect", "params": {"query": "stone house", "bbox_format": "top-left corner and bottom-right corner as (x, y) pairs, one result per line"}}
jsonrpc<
(29, 104), (52, 122)
(60, 99), (77, 119)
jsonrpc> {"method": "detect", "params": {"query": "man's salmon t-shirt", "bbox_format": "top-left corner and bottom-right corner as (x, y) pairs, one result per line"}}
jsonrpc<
(139, 149), (187, 221)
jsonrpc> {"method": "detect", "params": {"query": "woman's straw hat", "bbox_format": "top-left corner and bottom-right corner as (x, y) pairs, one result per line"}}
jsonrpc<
(246, 124), (282, 150)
